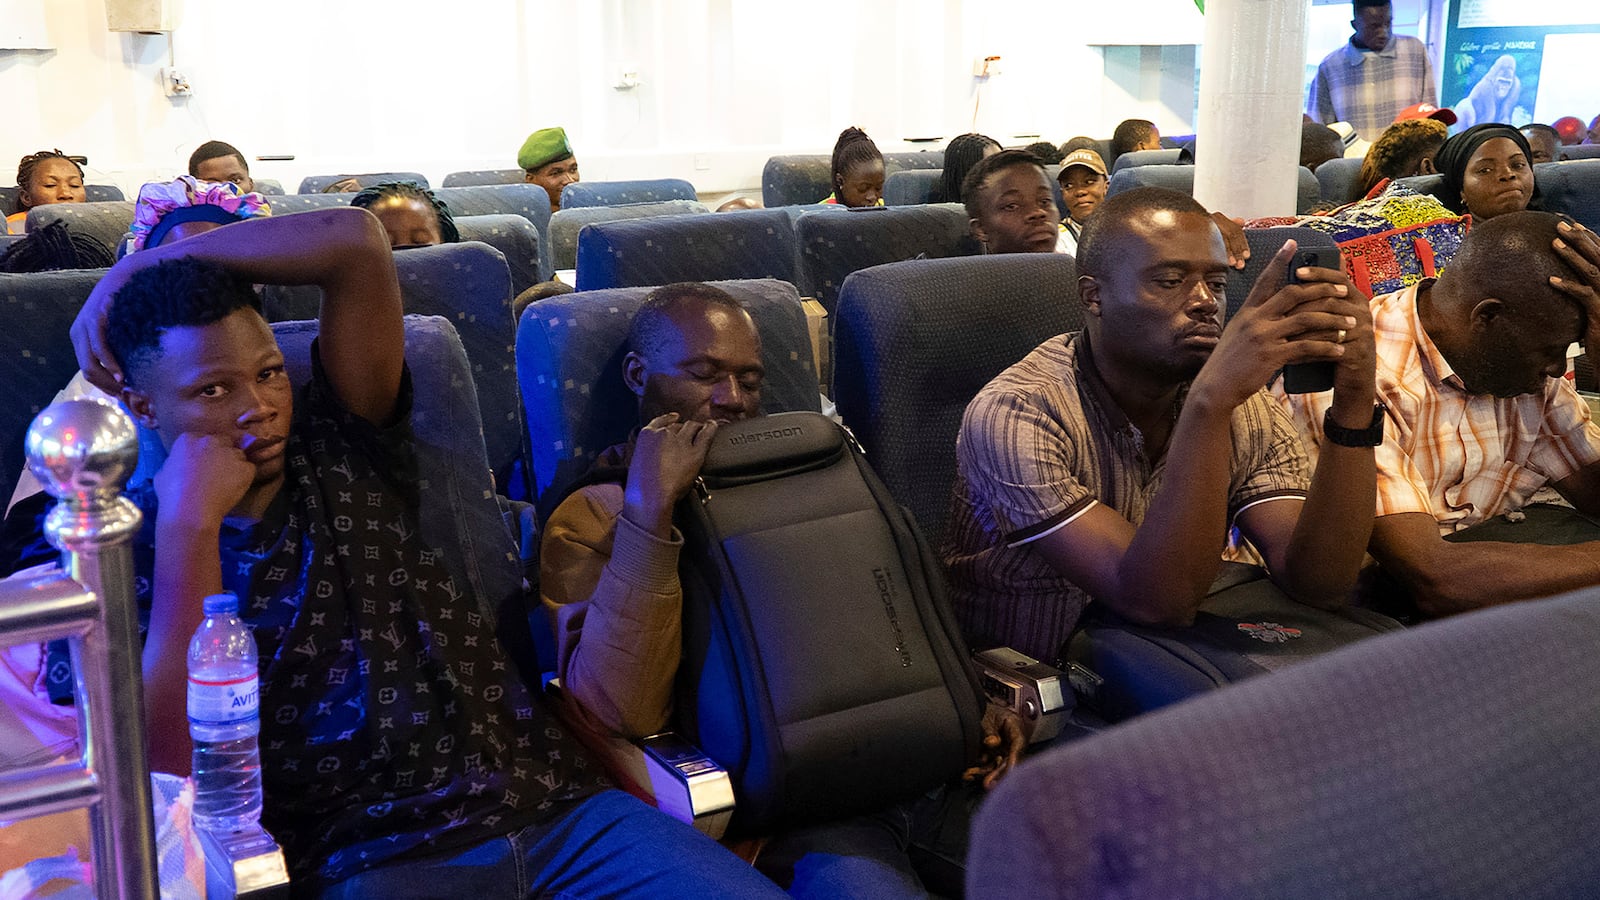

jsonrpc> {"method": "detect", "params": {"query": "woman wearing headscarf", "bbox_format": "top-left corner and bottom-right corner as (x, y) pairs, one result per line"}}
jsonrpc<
(1433, 123), (1539, 221)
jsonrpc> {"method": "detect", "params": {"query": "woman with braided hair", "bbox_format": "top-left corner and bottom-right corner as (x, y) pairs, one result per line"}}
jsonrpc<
(820, 126), (885, 207)
(350, 181), (459, 248)
(6, 150), (87, 234)
(929, 133), (1001, 205)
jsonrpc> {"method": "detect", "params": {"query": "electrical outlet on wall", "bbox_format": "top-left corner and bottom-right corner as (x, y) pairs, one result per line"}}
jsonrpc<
(160, 66), (192, 97)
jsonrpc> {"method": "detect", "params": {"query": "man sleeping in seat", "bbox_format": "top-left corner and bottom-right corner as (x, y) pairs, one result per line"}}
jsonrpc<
(540, 282), (1026, 900)
(45, 209), (787, 898)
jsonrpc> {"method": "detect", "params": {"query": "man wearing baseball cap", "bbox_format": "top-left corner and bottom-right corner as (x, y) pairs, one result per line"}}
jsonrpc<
(1056, 148), (1108, 255)
(520, 126), (580, 213)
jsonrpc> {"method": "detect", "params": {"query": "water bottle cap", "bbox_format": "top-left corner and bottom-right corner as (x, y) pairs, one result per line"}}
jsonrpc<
(202, 593), (240, 615)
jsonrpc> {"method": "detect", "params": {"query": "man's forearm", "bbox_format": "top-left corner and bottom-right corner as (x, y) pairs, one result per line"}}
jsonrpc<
(132, 207), (392, 291)
(144, 517), (224, 775)
(1278, 439), (1374, 607)
(1383, 534), (1600, 616)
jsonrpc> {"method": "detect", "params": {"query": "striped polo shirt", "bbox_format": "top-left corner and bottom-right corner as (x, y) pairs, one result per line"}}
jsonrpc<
(942, 331), (1310, 662)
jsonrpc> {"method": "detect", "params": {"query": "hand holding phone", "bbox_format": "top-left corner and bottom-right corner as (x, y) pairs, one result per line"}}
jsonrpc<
(1280, 246), (1344, 394)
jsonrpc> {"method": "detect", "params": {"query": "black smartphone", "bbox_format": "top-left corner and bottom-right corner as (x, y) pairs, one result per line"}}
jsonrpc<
(1280, 246), (1344, 394)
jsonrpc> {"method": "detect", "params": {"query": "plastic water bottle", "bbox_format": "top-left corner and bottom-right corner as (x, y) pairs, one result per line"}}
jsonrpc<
(187, 592), (263, 832)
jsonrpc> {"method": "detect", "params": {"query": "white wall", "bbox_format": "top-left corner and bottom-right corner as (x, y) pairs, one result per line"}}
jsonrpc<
(1, 0), (1219, 198)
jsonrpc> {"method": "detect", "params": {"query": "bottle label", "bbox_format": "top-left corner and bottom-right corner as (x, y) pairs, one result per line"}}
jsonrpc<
(188, 673), (259, 727)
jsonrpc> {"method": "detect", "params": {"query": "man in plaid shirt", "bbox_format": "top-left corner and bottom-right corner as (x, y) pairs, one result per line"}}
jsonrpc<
(1280, 213), (1600, 618)
(1307, 0), (1438, 141)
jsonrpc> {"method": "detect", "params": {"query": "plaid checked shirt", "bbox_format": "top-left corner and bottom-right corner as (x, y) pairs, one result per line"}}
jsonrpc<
(1278, 282), (1600, 535)
(1307, 35), (1438, 141)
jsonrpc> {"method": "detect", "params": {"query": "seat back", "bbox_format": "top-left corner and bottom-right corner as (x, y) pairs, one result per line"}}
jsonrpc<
(258, 192), (348, 216)
(762, 151), (945, 208)
(762, 155), (833, 208)
(797, 204), (976, 314)
(456, 213), (547, 294)
(1109, 165), (1323, 214)
(832, 254), (1082, 543)
(548, 200), (709, 271)
(969, 586), (1600, 899)
(884, 169), (941, 207)
(296, 171), (429, 194)
(253, 178), (285, 195)
(0, 268), (103, 505)
(1111, 148), (1191, 174)
(442, 168), (526, 187)
(26, 201), (136, 253)
(1560, 145), (1600, 161)
(1316, 156), (1365, 205)
(560, 178), (698, 208)
(573, 207), (800, 292)
(1531, 158), (1600, 231)
(516, 278), (818, 516)
(1395, 172), (1445, 200)
(433, 184), (555, 278)
(1226, 226), (1340, 323)
(260, 242), (528, 497)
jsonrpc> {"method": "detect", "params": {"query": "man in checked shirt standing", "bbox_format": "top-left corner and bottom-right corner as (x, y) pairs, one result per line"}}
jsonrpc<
(1307, 0), (1438, 143)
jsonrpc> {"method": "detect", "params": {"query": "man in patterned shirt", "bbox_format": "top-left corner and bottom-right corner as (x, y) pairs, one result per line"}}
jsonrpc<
(1307, 0), (1438, 142)
(68, 209), (786, 897)
(943, 187), (1381, 664)
(1280, 212), (1600, 617)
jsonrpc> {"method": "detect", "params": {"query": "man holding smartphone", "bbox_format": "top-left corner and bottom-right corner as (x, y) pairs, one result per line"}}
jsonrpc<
(943, 187), (1380, 663)
(1280, 211), (1600, 618)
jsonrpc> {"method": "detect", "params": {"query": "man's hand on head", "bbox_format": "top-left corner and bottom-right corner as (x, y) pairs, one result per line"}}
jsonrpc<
(622, 413), (719, 539)
(1551, 221), (1600, 352)
(153, 433), (257, 530)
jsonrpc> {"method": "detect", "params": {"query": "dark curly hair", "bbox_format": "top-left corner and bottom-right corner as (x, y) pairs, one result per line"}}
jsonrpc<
(1109, 119), (1157, 166)
(106, 257), (262, 387)
(1358, 118), (1447, 197)
(350, 181), (459, 244)
(12, 150), (84, 215)
(187, 141), (248, 180)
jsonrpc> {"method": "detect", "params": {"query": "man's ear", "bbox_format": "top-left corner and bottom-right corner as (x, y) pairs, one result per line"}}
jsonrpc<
(622, 351), (647, 398)
(1419, 156), (1437, 175)
(968, 217), (988, 249)
(1078, 274), (1102, 318)
(1468, 297), (1505, 331)
(120, 386), (159, 431)
(522, 171), (537, 184)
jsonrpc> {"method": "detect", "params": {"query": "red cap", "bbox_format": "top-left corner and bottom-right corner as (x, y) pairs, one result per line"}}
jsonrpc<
(1395, 103), (1458, 126)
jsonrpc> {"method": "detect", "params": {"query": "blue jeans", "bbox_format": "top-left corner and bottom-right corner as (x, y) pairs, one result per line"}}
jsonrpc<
(314, 790), (787, 899)
(754, 782), (982, 900)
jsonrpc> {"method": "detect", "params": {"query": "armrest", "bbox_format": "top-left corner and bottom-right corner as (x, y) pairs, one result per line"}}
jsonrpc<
(198, 824), (290, 899)
(973, 648), (1072, 744)
(545, 679), (734, 839)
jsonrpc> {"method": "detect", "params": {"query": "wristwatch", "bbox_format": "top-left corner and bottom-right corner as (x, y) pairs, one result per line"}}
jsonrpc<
(1323, 404), (1385, 448)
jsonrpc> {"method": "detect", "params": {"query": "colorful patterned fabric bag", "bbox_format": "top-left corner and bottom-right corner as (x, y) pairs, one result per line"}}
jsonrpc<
(1248, 181), (1470, 298)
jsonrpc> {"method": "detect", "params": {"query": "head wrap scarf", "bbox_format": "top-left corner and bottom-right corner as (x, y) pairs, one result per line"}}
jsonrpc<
(1434, 123), (1538, 215)
(127, 175), (271, 253)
